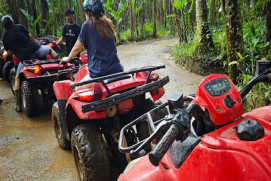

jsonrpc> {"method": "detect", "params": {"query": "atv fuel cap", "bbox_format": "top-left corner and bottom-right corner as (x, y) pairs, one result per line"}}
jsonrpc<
(236, 119), (264, 141)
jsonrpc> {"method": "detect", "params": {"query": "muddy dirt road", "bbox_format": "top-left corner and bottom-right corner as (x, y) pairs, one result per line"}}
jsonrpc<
(0, 37), (204, 180)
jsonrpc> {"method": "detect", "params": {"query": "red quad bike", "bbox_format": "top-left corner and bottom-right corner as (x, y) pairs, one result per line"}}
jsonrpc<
(118, 68), (271, 181)
(18, 59), (81, 117)
(52, 65), (169, 180)
(9, 35), (65, 93)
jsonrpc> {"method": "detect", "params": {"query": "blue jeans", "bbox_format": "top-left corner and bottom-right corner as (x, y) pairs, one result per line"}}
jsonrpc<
(16, 45), (50, 74)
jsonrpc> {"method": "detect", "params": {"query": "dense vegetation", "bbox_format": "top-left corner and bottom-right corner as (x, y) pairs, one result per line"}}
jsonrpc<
(1, 0), (271, 109)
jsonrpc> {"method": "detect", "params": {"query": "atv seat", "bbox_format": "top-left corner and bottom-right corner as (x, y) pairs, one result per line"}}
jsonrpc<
(104, 75), (131, 85)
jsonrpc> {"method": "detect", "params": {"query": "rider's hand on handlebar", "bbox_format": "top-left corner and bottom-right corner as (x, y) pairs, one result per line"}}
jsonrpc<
(59, 57), (69, 64)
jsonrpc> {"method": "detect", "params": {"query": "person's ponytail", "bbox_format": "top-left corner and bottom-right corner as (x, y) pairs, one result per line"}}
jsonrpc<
(92, 15), (115, 39)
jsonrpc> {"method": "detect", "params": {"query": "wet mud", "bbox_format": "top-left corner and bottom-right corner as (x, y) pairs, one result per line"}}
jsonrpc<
(0, 37), (204, 180)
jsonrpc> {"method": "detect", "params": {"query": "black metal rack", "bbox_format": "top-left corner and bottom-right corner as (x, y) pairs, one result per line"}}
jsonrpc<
(69, 65), (168, 113)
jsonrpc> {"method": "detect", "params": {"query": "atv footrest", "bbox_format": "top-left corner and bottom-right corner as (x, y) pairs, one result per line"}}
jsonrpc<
(82, 76), (169, 113)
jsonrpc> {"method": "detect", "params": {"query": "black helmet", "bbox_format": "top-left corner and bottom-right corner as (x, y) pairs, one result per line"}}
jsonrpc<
(83, 0), (104, 16)
(65, 8), (74, 16)
(1, 15), (13, 28)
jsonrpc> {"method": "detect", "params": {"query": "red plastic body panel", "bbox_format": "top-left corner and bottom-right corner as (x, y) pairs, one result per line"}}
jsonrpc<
(13, 55), (20, 65)
(151, 87), (165, 101)
(79, 50), (88, 64)
(119, 106), (271, 181)
(74, 65), (88, 82)
(67, 90), (107, 120)
(192, 74), (244, 125)
(118, 99), (134, 115)
(53, 80), (73, 99)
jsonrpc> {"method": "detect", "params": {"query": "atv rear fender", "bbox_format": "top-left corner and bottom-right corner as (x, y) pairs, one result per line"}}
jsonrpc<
(150, 87), (165, 101)
(67, 97), (107, 120)
(13, 55), (20, 65)
(74, 64), (88, 83)
(53, 80), (73, 99)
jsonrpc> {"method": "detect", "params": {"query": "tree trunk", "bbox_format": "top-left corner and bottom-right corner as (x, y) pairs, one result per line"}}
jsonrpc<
(139, 0), (144, 38)
(209, 0), (216, 27)
(266, 3), (271, 54)
(196, 0), (214, 50)
(6, 0), (19, 24)
(225, 0), (244, 83)
(77, 0), (85, 25)
(153, 0), (157, 38)
(41, 0), (50, 34)
(169, 0), (175, 35)
(129, 0), (135, 40)
(31, 0), (40, 36)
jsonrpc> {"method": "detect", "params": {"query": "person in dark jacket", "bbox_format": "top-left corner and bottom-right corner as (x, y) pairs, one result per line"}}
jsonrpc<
(55, 8), (81, 56)
(1, 15), (58, 111)
(60, 0), (123, 91)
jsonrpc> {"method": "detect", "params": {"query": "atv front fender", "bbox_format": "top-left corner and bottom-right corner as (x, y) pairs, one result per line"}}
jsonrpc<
(53, 80), (73, 99)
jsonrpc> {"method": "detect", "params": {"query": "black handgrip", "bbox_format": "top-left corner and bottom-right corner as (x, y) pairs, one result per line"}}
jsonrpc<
(149, 124), (180, 166)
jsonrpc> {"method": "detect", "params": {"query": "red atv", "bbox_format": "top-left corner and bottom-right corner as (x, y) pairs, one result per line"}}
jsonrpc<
(52, 65), (169, 180)
(118, 69), (271, 181)
(17, 59), (80, 117)
(9, 35), (65, 93)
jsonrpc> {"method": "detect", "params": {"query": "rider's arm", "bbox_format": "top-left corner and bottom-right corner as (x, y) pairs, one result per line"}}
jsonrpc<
(28, 33), (35, 40)
(56, 36), (65, 45)
(61, 40), (83, 63)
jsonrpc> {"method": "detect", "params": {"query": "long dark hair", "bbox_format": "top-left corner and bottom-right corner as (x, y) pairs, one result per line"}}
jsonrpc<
(87, 12), (115, 39)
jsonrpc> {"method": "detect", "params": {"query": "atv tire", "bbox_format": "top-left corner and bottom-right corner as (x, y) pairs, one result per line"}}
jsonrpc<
(52, 102), (70, 149)
(0, 59), (4, 78)
(3, 61), (14, 82)
(21, 80), (37, 117)
(9, 67), (16, 95)
(71, 123), (110, 181)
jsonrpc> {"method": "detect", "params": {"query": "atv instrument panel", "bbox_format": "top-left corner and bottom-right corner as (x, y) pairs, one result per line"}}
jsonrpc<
(193, 74), (244, 126)
(204, 77), (231, 96)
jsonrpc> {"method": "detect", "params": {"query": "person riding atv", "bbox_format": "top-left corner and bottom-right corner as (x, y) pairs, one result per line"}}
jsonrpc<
(1, 15), (58, 112)
(60, 0), (123, 91)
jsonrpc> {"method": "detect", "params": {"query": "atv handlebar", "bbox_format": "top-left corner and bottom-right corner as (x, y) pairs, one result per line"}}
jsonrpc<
(239, 69), (271, 101)
(149, 123), (180, 166)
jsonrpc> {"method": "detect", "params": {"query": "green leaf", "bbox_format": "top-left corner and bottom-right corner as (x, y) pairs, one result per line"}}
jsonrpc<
(237, 52), (244, 60)
(229, 61), (238, 66)
(166, 14), (176, 18)
(174, 0), (182, 10)
(34, 14), (42, 27)
(117, 18), (123, 26)
(136, 6), (142, 15)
